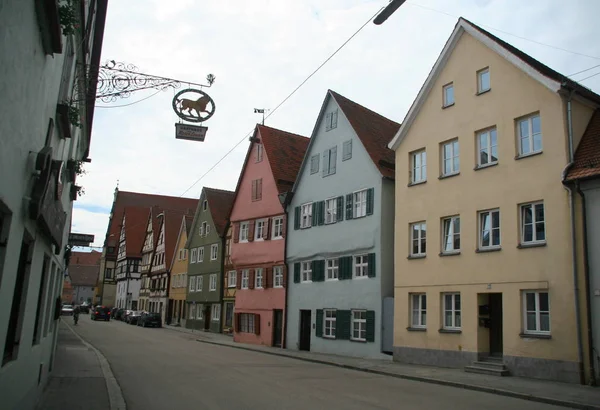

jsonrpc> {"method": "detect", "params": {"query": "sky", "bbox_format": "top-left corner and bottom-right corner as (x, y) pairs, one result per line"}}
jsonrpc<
(71, 0), (600, 249)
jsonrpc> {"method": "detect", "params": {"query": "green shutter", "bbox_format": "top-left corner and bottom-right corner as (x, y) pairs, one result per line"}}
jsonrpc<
(318, 201), (325, 226)
(293, 262), (300, 283)
(336, 310), (351, 340)
(366, 187), (374, 216)
(336, 196), (344, 222)
(345, 194), (353, 220)
(339, 256), (352, 280)
(312, 202), (318, 227)
(294, 206), (300, 230)
(318, 260), (325, 281)
(366, 310), (376, 342)
(367, 253), (376, 278)
(316, 309), (323, 337)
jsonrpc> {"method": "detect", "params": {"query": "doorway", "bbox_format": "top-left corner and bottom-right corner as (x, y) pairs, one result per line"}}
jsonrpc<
(299, 310), (311, 351)
(273, 309), (283, 347)
(489, 293), (503, 356)
(203, 306), (211, 330)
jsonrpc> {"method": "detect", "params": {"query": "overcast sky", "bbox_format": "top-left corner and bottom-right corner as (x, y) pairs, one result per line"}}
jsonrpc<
(71, 0), (600, 249)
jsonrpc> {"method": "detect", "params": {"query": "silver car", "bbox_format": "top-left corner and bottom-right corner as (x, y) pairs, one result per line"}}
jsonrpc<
(61, 304), (74, 316)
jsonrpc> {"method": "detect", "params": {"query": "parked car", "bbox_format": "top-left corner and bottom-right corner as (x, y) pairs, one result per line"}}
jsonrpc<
(114, 308), (125, 321)
(80, 302), (90, 314)
(61, 304), (74, 316)
(127, 311), (142, 325)
(111, 307), (118, 317)
(138, 312), (162, 328)
(122, 309), (134, 322)
(91, 306), (111, 321)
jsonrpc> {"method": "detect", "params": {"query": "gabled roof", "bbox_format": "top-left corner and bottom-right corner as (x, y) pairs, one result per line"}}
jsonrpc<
(184, 215), (194, 236)
(123, 206), (150, 258)
(566, 110), (600, 181)
(388, 17), (600, 151)
(71, 250), (101, 266)
(205, 187), (235, 236)
(161, 210), (184, 271)
(69, 265), (100, 287)
(169, 215), (194, 271)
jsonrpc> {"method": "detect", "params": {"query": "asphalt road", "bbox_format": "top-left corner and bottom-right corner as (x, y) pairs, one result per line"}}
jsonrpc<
(73, 315), (567, 410)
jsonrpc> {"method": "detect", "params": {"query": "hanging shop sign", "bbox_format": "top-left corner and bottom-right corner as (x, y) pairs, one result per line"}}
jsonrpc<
(68, 233), (95, 247)
(175, 123), (208, 142)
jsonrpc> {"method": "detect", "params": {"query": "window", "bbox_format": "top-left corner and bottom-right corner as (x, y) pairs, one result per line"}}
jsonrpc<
(251, 178), (263, 201)
(209, 274), (217, 291)
(196, 276), (203, 292)
(241, 270), (249, 289)
(198, 247), (204, 262)
(517, 114), (542, 156)
(256, 144), (263, 162)
(443, 83), (454, 107)
(211, 304), (221, 321)
(442, 216), (460, 253)
(411, 294), (427, 328)
(342, 140), (352, 161)
(441, 139), (459, 176)
(351, 310), (367, 341)
(326, 258), (338, 280)
(325, 198), (337, 224)
(273, 266), (284, 288)
(411, 150), (427, 184)
(255, 219), (265, 240)
(479, 209), (500, 249)
(211, 244), (218, 260)
(239, 313), (255, 333)
(443, 293), (461, 329)
(105, 268), (113, 279)
(323, 146), (337, 177)
(200, 221), (210, 237)
(255, 268), (263, 288)
(228, 271), (236, 288)
(300, 203), (312, 229)
(240, 222), (249, 242)
(325, 109), (338, 131)
(202, 200), (208, 211)
(272, 216), (283, 239)
(191, 248), (197, 263)
(310, 154), (319, 174)
(323, 309), (336, 338)
(477, 128), (498, 166)
(301, 262), (312, 282)
(523, 291), (550, 334)
(521, 202), (545, 244)
(189, 304), (196, 319)
(478, 67), (490, 93)
(354, 255), (368, 278)
(410, 222), (427, 256)
(353, 190), (367, 218)
(189, 276), (196, 292)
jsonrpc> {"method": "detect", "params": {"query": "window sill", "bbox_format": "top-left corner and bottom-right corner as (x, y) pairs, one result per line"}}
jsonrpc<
(519, 333), (551, 340)
(350, 338), (367, 343)
(438, 172), (460, 180)
(515, 151), (543, 161)
(353, 275), (368, 280)
(476, 247), (501, 253)
(239, 240), (249, 243)
(407, 327), (426, 332)
(407, 255), (426, 260)
(476, 88), (491, 96)
(271, 236), (284, 241)
(517, 242), (546, 249)
(322, 335), (335, 340)
(442, 103), (455, 109)
(474, 162), (498, 171)
(439, 328), (462, 334)
(408, 180), (427, 187)
(439, 251), (461, 257)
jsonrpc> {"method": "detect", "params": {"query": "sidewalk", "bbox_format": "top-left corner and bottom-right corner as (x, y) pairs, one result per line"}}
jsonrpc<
(165, 323), (600, 410)
(35, 320), (125, 410)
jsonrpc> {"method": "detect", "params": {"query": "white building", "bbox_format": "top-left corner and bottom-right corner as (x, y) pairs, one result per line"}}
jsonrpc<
(0, 1), (107, 409)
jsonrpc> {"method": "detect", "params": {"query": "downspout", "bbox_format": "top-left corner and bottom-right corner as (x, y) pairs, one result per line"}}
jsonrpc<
(562, 88), (585, 384)
(576, 181), (598, 385)
(282, 192), (293, 350)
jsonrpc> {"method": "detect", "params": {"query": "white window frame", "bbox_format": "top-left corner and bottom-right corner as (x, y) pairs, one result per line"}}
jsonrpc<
(255, 219), (266, 241)
(517, 113), (542, 156)
(479, 209), (501, 249)
(190, 248), (197, 263)
(209, 274), (217, 291)
(310, 154), (319, 174)
(441, 139), (460, 176)
(300, 203), (312, 229)
(241, 270), (249, 289)
(301, 261), (312, 283)
(351, 310), (367, 341)
(353, 190), (367, 218)
(198, 247), (204, 262)
(353, 255), (368, 278)
(523, 291), (550, 335)
(443, 293), (461, 330)
(273, 266), (284, 288)
(256, 144), (263, 162)
(477, 127), (498, 167)
(325, 197), (337, 224)
(211, 304), (221, 321)
(189, 303), (196, 319)
(410, 222), (427, 256)
(325, 258), (338, 281)
(272, 216), (283, 239)
(441, 216), (460, 253)
(210, 244), (218, 260)
(189, 276), (196, 292)
(443, 82), (454, 107)
(196, 276), (203, 292)
(240, 222), (249, 242)
(228, 270), (236, 288)
(477, 67), (490, 93)
(411, 150), (427, 184)
(520, 202), (546, 245)
(255, 268), (263, 289)
(323, 309), (336, 338)
(411, 294), (427, 329)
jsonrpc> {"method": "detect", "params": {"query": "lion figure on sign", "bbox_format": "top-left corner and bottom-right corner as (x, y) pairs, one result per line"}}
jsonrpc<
(178, 95), (211, 118)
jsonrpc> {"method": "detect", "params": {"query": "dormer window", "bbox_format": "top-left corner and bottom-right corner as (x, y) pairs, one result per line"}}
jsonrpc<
(256, 144), (263, 162)
(325, 109), (338, 131)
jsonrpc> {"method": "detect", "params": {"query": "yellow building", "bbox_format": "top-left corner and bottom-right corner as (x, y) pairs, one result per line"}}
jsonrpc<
(168, 215), (193, 325)
(388, 18), (598, 384)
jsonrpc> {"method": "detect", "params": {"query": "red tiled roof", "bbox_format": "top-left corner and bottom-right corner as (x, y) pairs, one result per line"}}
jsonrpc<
(123, 206), (151, 258)
(104, 190), (198, 260)
(566, 110), (600, 181)
(258, 124), (310, 194)
(204, 187), (235, 237)
(330, 90), (401, 179)
(162, 210), (185, 270)
(69, 265), (100, 287)
(71, 250), (101, 266)
(184, 215), (194, 236)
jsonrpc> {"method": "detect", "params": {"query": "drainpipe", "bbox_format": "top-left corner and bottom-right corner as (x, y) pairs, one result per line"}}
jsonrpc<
(561, 88), (585, 385)
(281, 192), (293, 350)
(575, 181), (598, 385)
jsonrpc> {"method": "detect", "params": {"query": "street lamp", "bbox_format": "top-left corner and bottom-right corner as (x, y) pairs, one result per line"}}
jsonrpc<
(373, 0), (406, 25)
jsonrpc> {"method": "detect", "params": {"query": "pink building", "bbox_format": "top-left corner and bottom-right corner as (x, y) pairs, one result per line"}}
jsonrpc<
(230, 124), (309, 347)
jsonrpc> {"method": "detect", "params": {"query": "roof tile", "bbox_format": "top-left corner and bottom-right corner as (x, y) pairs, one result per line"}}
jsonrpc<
(204, 187), (235, 237)
(566, 109), (600, 181)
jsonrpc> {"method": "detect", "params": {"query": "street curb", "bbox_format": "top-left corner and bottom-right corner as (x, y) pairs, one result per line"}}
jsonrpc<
(63, 320), (127, 410)
(194, 338), (600, 410)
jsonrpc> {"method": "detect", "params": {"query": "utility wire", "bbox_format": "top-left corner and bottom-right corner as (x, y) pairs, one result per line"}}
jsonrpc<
(178, 4), (385, 197)
(578, 70), (600, 82)
(568, 64), (600, 77)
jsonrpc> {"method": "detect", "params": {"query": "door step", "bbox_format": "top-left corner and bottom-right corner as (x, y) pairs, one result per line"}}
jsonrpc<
(464, 357), (510, 376)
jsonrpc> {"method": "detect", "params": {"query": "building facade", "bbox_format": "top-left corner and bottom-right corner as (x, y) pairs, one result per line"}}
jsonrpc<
(0, 1), (107, 409)
(286, 91), (399, 358)
(185, 188), (235, 332)
(167, 215), (192, 326)
(114, 207), (146, 310)
(67, 251), (101, 305)
(222, 225), (236, 334)
(388, 18), (599, 384)
(230, 125), (309, 346)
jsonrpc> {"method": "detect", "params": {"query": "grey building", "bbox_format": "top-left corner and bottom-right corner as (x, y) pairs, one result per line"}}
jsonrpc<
(68, 251), (101, 305)
(285, 90), (400, 358)
(0, 2), (107, 409)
